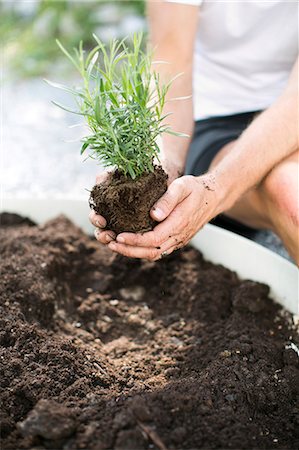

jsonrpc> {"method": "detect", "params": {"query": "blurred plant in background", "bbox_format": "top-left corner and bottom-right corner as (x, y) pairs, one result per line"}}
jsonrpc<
(1, 0), (146, 79)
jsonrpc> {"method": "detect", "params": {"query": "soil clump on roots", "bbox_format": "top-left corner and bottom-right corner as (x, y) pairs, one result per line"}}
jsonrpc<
(0, 214), (298, 450)
(89, 166), (168, 234)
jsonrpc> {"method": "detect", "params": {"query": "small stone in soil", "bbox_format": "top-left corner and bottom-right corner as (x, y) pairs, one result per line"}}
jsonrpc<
(119, 286), (145, 302)
(109, 299), (119, 306)
(220, 350), (232, 357)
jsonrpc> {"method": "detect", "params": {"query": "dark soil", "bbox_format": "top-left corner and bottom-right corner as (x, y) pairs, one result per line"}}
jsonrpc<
(1, 213), (298, 450)
(89, 166), (168, 234)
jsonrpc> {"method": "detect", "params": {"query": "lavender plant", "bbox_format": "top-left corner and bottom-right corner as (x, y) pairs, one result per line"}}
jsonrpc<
(47, 33), (184, 179)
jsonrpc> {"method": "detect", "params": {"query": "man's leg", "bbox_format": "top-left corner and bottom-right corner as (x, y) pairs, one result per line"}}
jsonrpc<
(210, 142), (299, 263)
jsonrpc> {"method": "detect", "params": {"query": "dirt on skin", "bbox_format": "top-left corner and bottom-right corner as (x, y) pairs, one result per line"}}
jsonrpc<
(89, 166), (168, 234)
(0, 214), (298, 450)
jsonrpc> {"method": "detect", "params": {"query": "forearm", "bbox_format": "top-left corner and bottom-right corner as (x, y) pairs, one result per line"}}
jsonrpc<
(147, 0), (198, 174)
(211, 81), (298, 214)
(159, 67), (194, 174)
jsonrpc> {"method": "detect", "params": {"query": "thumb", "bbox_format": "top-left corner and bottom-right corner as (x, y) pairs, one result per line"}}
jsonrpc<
(150, 178), (189, 222)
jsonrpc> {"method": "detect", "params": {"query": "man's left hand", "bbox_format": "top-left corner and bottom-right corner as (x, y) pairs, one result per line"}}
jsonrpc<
(107, 174), (221, 261)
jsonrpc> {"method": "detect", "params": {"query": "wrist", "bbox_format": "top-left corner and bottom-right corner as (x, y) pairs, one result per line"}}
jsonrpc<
(160, 137), (190, 178)
(160, 158), (185, 182)
(196, 171), (232, 218)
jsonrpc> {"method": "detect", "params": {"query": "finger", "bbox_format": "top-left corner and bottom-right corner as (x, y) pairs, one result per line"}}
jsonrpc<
(108, 241), (160, 260)
(116, 208), (185, 248)
(152, 236), (185, 261)
(152, 242), (184, 261)
(109, 234), (184, 260)
(116, 224), (174, 248)
(116, 229), (159, 247)
(95, 229), (116, 244)
(96, 171), (110, 185)
(89, 210), (107, 228)
(150, 177), (191, 222)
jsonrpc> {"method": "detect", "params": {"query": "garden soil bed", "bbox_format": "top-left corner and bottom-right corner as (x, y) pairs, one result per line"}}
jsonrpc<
(0, 213), (298, 450)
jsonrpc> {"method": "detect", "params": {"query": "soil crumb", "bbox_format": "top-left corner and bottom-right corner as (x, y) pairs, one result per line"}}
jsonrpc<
(0, 213), (298, 450)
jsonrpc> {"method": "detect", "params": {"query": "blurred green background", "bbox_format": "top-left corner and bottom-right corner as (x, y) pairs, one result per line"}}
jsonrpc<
(1, 0), (147, 200)
(1, 0), (146, 79)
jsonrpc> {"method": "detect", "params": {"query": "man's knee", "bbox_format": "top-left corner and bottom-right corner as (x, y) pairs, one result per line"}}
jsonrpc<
(262, 156), (299, 228)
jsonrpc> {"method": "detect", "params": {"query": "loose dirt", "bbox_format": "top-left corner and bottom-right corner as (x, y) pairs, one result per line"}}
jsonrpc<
(0, 214), (298, 449)
(89, 166), (168, 234)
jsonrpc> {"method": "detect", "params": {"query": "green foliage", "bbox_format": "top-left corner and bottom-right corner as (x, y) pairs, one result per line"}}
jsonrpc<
(48, 33), (184, 179)
(1, 0), (145, 78)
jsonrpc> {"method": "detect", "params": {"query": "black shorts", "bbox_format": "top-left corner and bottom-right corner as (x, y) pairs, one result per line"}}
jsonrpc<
(185, 110), (262, 235)
(185, 110), (262, 176)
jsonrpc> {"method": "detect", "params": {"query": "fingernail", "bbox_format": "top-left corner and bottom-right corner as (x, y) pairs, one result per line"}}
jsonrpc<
(117, 236), (125, 243)
(96, 219), (105, 228)
(152, 207), (165, 221)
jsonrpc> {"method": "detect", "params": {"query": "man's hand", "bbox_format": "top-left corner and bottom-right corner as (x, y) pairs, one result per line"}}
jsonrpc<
(104, 174), (221, 261)
(89, 160), (184, 246)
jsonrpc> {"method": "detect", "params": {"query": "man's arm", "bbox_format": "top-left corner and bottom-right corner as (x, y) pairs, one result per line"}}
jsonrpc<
(109, 58), (298, 260)
(211, 58), (299, 212)
(147, 0), (199, 176)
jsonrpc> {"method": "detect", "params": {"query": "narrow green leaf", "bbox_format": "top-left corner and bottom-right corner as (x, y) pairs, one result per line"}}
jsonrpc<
(44, 79), (80, 96)
(51, 101), (85, 115)
(95, 97), (101, 124)
(80, 141), (89, 155)
(56, 39), (80, 71)
(168, 95), (192, 101)
(128, 165), (136, 179)
(164, 128), (190, 138)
